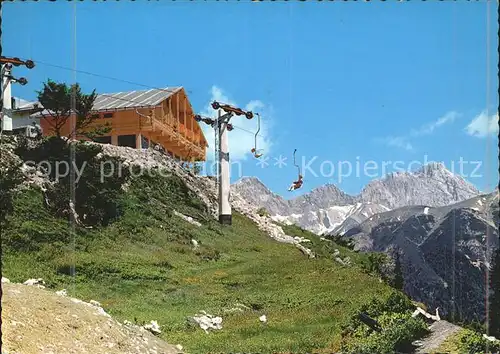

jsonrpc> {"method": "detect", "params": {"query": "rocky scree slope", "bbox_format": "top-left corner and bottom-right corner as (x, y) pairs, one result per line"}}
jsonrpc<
(338, 190), (499, 323)
(231, 162), (480, 235)
(1, 280), (182, 354)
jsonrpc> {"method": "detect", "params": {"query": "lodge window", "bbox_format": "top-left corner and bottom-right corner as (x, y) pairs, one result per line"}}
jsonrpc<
(93, 136), (111, 144)
(103, 113), (113, 118)
(141, 136), (149, 149)
(117, 135), (136, 148)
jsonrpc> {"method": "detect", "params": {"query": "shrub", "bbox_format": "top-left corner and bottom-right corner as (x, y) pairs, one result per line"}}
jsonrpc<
(195, 247), (221, 262)
(355, 291), (414, 319)
(2, 189), (76, 252)
(193, 163), (202, 175)
(412, 301), (428, 312)
(330, 234), (355, 250)
(256, 207), (269, 217)
(17, 137), (129, 227)
(340, 291), (426, 354)
(393, 252), (404, 291)
(454, 329), (500, 354)
(359, 313), (428, 354)
(359, 252), (389, 278)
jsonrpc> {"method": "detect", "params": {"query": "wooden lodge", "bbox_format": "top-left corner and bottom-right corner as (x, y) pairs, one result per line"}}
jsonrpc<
(37, 87), (208, 161)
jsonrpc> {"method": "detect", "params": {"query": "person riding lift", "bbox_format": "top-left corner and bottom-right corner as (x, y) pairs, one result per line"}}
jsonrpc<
(288, 149), (304, 191)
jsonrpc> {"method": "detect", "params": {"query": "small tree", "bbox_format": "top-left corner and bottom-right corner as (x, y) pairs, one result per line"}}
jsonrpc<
(393, 252), (404, 292)
(36, 79), (110, 139)
(489, 248), (500, 337)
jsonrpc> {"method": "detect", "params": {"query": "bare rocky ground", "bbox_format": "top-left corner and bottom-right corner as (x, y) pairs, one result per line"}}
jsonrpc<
(1, 281), (183, 354)
(413, 320), (462, 354)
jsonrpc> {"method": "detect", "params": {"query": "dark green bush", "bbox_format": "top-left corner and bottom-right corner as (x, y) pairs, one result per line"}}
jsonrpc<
(340, 291), (425, 354)
(330, 234), (355, 250)
(2, 189), (76, 252)
(342, 312), (428, 354)
(16, 137), (129, 227)
(359, 252), (388, 277)
(455, 329), (500, 354)
(195, 247), (221, 261)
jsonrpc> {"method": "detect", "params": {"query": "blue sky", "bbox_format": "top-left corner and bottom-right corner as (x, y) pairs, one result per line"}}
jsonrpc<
(4, 1), (499, 197)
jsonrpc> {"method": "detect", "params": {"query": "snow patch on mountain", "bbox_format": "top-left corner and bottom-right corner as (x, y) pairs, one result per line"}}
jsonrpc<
(231, 163), (481, 235)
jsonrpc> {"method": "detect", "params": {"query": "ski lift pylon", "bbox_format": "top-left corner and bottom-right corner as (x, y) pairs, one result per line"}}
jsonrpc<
(211, 101), (254, 119)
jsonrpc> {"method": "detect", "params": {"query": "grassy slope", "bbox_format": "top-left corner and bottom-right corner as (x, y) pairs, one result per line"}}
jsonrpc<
(434, 328), (500, 354)
(2, 174), (396, 353)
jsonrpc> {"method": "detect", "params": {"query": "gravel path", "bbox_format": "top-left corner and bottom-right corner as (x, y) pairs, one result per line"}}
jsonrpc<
(414, 320), (462, 353)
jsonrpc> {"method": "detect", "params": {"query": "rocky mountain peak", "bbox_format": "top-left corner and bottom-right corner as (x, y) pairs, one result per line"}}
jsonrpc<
(422, 161), (447, 170)
(290, 183), (356, 210)
(359, 162), (479, 209)
(230, 161), (481, 235)
(231, 176), (290, 215)
(415, 162), (454, 178)
(234, 176), (265, 186)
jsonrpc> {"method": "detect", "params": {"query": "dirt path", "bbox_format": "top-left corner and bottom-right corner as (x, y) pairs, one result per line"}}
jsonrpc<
(1, 282), (182, 354)
(414, 320), (462, 353)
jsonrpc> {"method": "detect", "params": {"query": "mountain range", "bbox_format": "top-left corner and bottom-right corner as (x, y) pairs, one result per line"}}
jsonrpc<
(231, 162), (482, 235)
(231, 162), (498, 322)
(340, 190), (499, 322)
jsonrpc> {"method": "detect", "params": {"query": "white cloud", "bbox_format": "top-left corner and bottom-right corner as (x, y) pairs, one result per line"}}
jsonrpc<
(376, 111), (458, 151)
(465, 110), (499, 138)
(199, 86), (273, 161)
(410, 111), (459, 137)
(375, 136), (414, 151)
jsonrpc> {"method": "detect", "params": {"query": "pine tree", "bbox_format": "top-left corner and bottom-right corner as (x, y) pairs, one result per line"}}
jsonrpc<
(489, 247), (500, 337)
(394, 252), (404, 292)
(36, 79), (110, 139)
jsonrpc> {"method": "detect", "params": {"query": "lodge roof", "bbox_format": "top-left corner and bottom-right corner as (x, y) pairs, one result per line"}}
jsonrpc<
(30, 87), (184, 117)
(93, 87), (181, 111)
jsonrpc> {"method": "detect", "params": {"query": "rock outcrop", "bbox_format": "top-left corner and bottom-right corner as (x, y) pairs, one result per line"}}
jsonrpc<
(1, 281), (182, 354)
